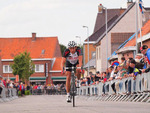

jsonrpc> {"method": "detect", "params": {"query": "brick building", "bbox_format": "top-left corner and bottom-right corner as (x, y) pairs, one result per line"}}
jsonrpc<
(116, 19), (150, 61)
(0, 57), (2, 76)
(83, 3), (126, 74)
(0, 33), (64, 85)
(94, 1), (150, 72)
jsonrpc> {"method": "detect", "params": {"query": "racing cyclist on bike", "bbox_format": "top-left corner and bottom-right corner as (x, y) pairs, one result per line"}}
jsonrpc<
(61, 41), (83, 102)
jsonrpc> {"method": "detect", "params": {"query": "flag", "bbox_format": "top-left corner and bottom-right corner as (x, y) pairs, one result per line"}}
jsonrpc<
(139, 0), (144, 14)
(139, 0), (145, 21)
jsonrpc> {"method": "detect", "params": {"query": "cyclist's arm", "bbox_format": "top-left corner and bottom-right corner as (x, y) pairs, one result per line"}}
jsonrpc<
(61, 57), (66, 70)
(77, 47), (83, 67)
(78, 55), (83, 67)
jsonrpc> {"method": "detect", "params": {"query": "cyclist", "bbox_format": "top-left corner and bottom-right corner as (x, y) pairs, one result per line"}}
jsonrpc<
(61, 41), (83, 102)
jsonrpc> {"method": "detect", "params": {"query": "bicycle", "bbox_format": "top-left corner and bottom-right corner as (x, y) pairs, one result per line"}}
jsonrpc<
(64, 66), (82, 107)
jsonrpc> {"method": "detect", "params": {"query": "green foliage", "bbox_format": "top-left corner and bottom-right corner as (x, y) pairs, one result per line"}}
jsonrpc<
(18, 91), (21, 96)
(59, 44), (67, 56)
(10, 51), (35, 82)
(25, 90), (31, 95)
(18, 90), (31, 96)
(80, 45), (83, 52)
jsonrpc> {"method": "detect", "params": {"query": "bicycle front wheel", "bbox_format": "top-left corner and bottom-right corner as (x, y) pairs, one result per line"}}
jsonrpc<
(73, 95), (75, 107)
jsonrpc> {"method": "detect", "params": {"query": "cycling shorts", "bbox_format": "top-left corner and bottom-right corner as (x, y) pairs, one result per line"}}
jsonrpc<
(66, 61), (79, 72)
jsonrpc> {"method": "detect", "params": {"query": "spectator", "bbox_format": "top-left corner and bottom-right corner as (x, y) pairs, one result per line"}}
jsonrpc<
(19, 82), (23, 96)
(89, 72), (94, 85)
(60, 83), (66, 94)
(6, 79), (10, 88)
(101, 72), (107, 95)
(15, 82), (19, 96)
(57, 84), (61, 95)
(95, 71), (102, 84)
(9, 81), (14, 88)
(37, 85), (41, 89)
(140, 45), (150, 64)
(86, 72), (91, 86)
(115, 64), (127, 94)
(140, 45), (150, 73)
(26, 83), (30, 91)
(80, 78), (86, 86)
(126, 59), (141, 95)
(22, 83), (25, 96)
(44, 84), (47, 94)
(2, 78), (6, 88)
(91, 74), (96, 85)
(101, 72), (107, 83)
(110, 66), (118, 94)
(103, 66), (113, 95)
(0, 75), (4, 95)
(121, 56), (127, 68)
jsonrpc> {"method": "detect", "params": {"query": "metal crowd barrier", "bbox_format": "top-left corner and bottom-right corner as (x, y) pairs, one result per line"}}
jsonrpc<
(79, 72), (150, 103)
(0, 88), (18, 103)
(32, 88), (66, 95)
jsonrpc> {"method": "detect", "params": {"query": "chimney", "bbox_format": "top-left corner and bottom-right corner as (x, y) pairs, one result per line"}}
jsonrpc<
(98, 4), (103, 13)
(32, 33), (36, 41)
(127, 0), (133, 8)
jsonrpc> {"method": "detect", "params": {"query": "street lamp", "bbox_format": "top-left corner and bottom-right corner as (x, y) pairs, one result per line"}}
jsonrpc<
(98, 4), (108, 69)
(76, 36), (81, 47)
(83, 26), (89, 76)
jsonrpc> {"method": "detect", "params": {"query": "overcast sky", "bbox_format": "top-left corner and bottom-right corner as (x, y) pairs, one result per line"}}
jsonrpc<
(0, 0), (150, 46)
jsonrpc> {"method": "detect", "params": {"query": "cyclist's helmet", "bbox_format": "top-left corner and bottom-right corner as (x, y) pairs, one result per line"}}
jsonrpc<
(68, 41), (77, 48)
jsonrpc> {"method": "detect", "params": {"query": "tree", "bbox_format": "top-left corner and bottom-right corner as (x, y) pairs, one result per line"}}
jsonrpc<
(60, 44), (67, 56)
(11, 51), (35, 82)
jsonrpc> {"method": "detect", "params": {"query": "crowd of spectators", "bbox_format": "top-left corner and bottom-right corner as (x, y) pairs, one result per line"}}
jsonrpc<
(79, 45), (150, 95)
(0, 76), (21, 97)
(0, 76), (66, 97)
(31, 83), (66, 95)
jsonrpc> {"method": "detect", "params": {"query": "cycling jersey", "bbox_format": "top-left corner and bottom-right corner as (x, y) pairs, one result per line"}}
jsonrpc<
(63, 47), (82, 71)
(63, 47), (82, 65)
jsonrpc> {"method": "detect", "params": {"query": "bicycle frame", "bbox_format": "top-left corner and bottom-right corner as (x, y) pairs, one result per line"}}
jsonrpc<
(65, 66), (81, 107)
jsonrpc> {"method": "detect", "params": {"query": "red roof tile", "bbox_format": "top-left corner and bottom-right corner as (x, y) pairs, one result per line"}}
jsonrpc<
(0, 37), (59, 59)
(52, 57), (62, 71)
(125, 19), (150, 47)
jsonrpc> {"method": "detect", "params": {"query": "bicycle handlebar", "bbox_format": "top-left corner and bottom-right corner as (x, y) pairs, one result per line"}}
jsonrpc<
(65, 67), (82, 70)
(61, 66), (84, 75)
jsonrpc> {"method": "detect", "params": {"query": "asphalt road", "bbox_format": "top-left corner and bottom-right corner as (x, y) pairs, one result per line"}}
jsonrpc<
(0, 95), (150, 113)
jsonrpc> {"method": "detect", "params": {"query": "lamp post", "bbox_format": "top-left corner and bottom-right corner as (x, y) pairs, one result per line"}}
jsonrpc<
(98, 4), (108, 69)
(83, 26), (89, 76)
(76, 36), (81, 47)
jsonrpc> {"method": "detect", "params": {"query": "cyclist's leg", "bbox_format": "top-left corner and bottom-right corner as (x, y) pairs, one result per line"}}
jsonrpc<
(65, 61), (72, 94)
(76, 64), (81, 80)
(65, 71), (71, 93)
(65, 70), (72, 102)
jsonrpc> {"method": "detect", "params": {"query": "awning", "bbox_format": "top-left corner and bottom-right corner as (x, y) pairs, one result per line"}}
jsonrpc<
(51, 76), (66, 81)
(29, 77), (46, 80)
(29, 77), (46, 82)
(84, 58), (96, 68)
(9, 77), (15, 80)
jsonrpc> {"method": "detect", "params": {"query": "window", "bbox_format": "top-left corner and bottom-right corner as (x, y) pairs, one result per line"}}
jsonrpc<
(35, 64), (44, 72)
(92, 52), (96, 59)
(3, 65), (13, 73)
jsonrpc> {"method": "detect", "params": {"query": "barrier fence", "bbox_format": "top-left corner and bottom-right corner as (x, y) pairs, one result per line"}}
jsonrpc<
(79, 72), (150, 103)
(32, 88), (66, 95)
(0, 88), (18, 103)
